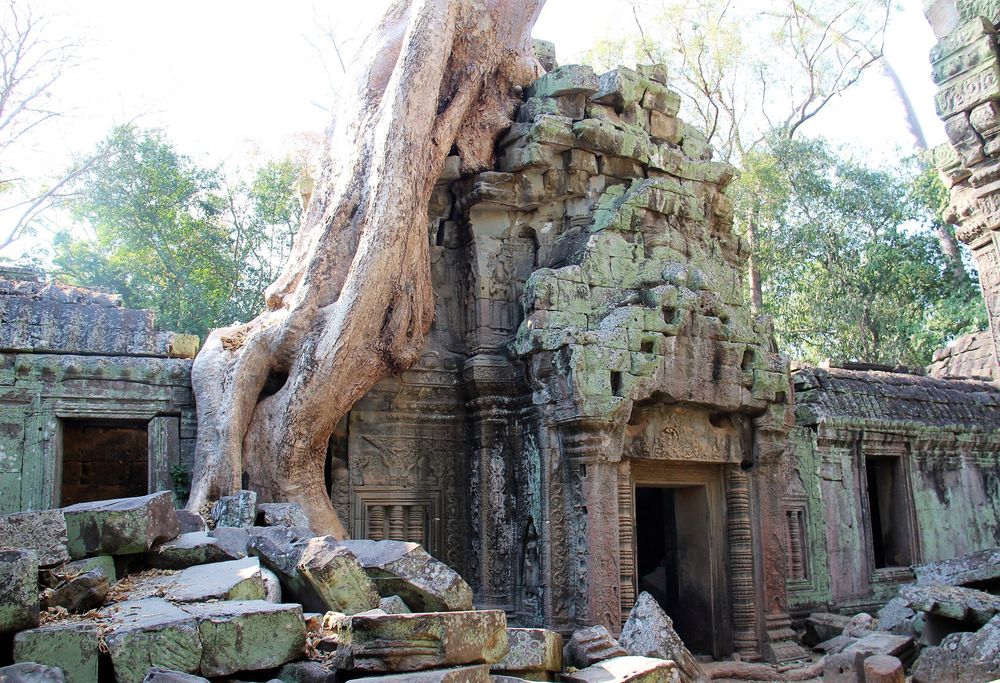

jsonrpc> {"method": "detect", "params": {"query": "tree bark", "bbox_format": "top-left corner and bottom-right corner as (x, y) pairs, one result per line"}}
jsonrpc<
(186, 0), (545, 536)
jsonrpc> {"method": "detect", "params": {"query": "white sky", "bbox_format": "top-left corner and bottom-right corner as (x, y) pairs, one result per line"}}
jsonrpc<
(5, 0), (944, 260)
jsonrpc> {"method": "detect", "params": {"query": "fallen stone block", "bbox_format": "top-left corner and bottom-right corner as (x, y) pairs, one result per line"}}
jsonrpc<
(913, 547), (1000, 587)
(379, 595), (411, 614)
(0, 549), (39, 634)
(297, 537), (379, 615)
(842, 632), (916, 666)
(877, 597), (916, 635)
(275, 660), (338, 683)
(561, 656), (679, 683)
(805, 612), (852, 645)
(147, 531), (243, 569)
(822, 650), (864, 683)
(261, 566), (282, 601)
(564, 625), (627, 669)
(62, 492), (180, 559)
(901, 583), (1000, 624)
(258, 503), (310, 528)
(358, 664), (492, 682)
(100, 598), (202, 683)
(339, 539), (473, 612)
(246, 525), (326, 612)
(180, 600), (304, 677)
(210, 490), (257, 528)
(814, 634), (855, 655)
(619, 591), (705, 683)
(141, 669), (209, 683)
(331, 609), (508, 673)
(43, 555), (116, 588)
(0, 510), (70, 566)
(44, 567), (110, 614)
(174, 510), (207, 534)
(842, 613), (879, 638)
(0, 663), (66, 683)
(863, 655), (904, 683)
(491, 628), (562, 678)
(13, 622), (99, 683)
(525, 65), (599, 98)
(158, 557), (266, 603)
(912, 613), (1000, 682)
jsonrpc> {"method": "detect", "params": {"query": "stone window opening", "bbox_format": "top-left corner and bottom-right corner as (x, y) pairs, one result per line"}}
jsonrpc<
(864, 455), (915, 569)
(611, 371), (624, 396)
(60, 419), (149, 506)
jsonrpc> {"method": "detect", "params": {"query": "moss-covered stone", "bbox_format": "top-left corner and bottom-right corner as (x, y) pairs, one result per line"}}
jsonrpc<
(14, 622), (99, 683)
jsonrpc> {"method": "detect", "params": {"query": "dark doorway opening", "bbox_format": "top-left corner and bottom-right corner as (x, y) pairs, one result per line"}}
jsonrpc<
(61, 420), (148, 506)
(865, 456), (913, 568)
(635, 485), (714, 655)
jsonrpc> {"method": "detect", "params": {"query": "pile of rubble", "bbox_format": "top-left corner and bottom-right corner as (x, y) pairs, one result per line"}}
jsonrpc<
(802, 547), (1000, 682)
(0, 491), (697, 683)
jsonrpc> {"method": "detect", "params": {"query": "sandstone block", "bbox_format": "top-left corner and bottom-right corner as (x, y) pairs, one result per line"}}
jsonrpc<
(0, 510), (70, 566)
(902, 583), (1000, 624)
(147, 531), (243, 569)
(864, 655), (904, 683)
(561, 656), (679, 683)
(261, 566), (282, 601)
(649, 111), (679, 143)
(379, 595), (411, 613)
(210, 490), (257, 528)
(297, 537), (380, 614)
(44, 555), (116, 587)
(174, 510), (207, 534)
(180, 600), (305, 676)
(804, 612), (852, 645)
(637, 63), (668, 85)
(339, 539), (473, 612)
(914, 547), (1000, 586)
(619, 592), (705, 683)
(564, 625), (627, 669)
(332, 609), (508, 673)
(141, 669), (209, 683)
(258, 503), (310, 528)
(822, 650), (865, 683)
(100, 598), (202, 683)
(247, 525), (327, 612)
(0, 549), (39, 633)
(276, 660), (338, 683)
(358, 664), (492, 682)
(491, 628), (563, 676)
(44, 567), (110, 613)
(877, 597), (916, 635)
(62, 492), (179, 559)
(162, 557), (265, 602)
(532, 39), (557, 72)
(0, 663), (66, 683)
(912, 613), (1000, 682)
(592, 67), (645, 109)
(525, 65), (599, 98)
(14, 622), (99, 683)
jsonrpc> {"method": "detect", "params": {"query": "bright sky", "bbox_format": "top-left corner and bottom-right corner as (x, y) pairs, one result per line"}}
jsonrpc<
(6, 0), (943, 260)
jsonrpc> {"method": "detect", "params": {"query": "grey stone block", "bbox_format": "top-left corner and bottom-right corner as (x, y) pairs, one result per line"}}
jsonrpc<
(62, 492), (180, 559)
(0, 549), (39, 634)
(0, 510), (70, 566)
(99, 598), (202, 683)
(13, 622), (99, 683)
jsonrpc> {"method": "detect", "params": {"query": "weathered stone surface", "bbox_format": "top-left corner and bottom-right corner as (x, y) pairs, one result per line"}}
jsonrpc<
(491, 628), (562, 675)
(44, 568), (110, 614)
(913, 546), (1000, 586)
(62, 492), (179, 559)
(100, 598), (202, 683)
(804, 612), (852, 645)
(258, 503), (310, 528)
(13, 622), (99, 683)
(246, 525), (327, 612)
(842, 632), (915, 660)
(0, 549), (39, 633)
(331, 609), (508, 673)
(842, 613), (879, 638)
(297, 537), (380, 614)
(877, 597), (917, 635)
(275, 661), (338, 683)
(261, 566), (282, 602)
(902, 582), (1000, 623)
(44, 556), (116, 588)
(379, 595), (411, 614)
(525, 64), (599, 98)
(864, 655), (904, 683)
(161, 557), (265, 603)
(0, 510), (70, 566)
(822, 650), (865, 683)
(564, 625), (627, 669)
(180, 600), (305, 676)
(141, 669), (209, 683)
(532, 39), (557, 72)
(174, 510), (207, 534)
(210, 490), (257, 528)
(339, 540), (472, 612)
(0, 663), (66, 683)
(561, 656), (679, 683)
(358, 665), (492, 682)
(147, 531), (243, 569)
(912, 613), (1000, 682)
(619, 592), (705, 683)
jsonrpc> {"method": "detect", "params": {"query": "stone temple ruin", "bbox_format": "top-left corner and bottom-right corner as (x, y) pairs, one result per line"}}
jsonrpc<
(1, 2), (1000, 682)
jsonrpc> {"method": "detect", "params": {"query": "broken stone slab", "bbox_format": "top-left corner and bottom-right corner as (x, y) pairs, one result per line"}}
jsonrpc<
(561, 656), (679, 683)
(491, 628), (563, 677)
(564, 625), (627, 669)
(842, 613), (879, 638)
(379, 595), (411, 614)
(0, 663), (66, 683)
(258, 503), (310, 528)
(43, 555), (117, 588)
(276, 660), (338, 683)
(864, 655), (904, 683)
(179, 600), (305, 677)
(261, 566), (282, 602)
(525, 64), (599, 98)
(210, 490), (258, 528)
(901, 582), (1000, 624)
(62, 492), (180, 559)
(619, 591), (705, 683)
(99, 598), (202, 683)
(339, 539), (473, 612)
(141, 669), (209, 683)
(297, 537), (380, 615)
(44, 567), (110, 614)
(911, 613), (1000, 683)
(532, 39), (557, 72)
(357, 665), (492, 682)
(813, 634), (855, 655)
(174, 510), (207, 534)
(842, 632), (916, 663)
(0, 549), (39, 634)
(0, 510), (70, 566)
(331, 609), (508, 673)
(877, 597), (917, 635)
(913, 547), (1000, 587)
(159, 557), (266, 603)
(822, 650), (865, 683)
(804, 612), (852, 645)
(13, 622), (99, 683)
(147, 531), (243, 570)
(246, 525), (327, 612)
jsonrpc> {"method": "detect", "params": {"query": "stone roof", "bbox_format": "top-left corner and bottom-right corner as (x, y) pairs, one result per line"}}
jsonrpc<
(927, 331), (998, 382)
(793, 365), (1000, 432)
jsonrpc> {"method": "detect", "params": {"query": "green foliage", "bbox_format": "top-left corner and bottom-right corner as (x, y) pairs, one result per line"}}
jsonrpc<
(53, 125), (303, 338)
(732, 135), (986, 365)
(170, 463), (191, 504)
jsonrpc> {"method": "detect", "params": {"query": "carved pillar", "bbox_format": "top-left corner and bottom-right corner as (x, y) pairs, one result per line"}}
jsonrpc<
(617, 460), (636, 623)
(726, 465), (759, 660)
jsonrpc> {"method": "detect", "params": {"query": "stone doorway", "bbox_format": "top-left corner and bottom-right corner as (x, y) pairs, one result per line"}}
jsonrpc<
(635, 484), (716, 655)
(60, 420), (149, 506)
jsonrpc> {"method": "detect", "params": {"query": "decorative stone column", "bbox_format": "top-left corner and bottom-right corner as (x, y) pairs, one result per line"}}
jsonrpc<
(726, 465), (760, 660)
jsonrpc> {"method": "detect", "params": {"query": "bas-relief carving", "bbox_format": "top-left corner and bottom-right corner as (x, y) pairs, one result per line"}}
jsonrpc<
(622, 405), (743, 464)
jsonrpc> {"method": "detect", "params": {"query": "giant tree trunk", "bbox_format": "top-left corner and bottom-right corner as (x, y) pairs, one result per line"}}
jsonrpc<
(186, 0), (545, 535)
